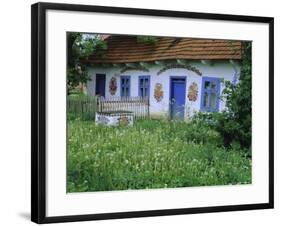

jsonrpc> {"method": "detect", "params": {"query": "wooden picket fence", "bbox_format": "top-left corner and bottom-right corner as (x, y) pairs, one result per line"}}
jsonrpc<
(67, 95), (97, 120)
(97, 96), (150, 119)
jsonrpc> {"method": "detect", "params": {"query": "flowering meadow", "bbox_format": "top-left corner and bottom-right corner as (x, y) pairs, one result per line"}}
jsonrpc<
(67, 119), (251, 192)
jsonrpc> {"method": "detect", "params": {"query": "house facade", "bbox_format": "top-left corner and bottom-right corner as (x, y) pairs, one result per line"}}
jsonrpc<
(84, 35), (242, 119)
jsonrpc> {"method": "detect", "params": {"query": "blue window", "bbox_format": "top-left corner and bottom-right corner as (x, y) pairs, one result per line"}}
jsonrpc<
(138, 76), (150, 98)
(120, 76), (130, 97)
(200, 77), (221, 112)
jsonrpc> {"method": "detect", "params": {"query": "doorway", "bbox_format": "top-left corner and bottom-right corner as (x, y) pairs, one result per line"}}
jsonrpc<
(95, 74), (106, 97)
(170, 77), (186, 120)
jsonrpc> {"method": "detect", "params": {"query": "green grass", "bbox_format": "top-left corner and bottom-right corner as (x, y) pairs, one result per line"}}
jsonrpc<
(67, 119), (251, 192)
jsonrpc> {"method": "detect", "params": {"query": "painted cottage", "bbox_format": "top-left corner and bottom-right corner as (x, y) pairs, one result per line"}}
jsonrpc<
(84, 35), (242, 119)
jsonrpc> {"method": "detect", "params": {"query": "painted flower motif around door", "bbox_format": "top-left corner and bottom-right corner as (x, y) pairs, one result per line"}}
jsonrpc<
(154, 83), (163, 102)
(118, 116), (129, 126)
(109, 77), (117, 95)
(187, 82), (198, 102)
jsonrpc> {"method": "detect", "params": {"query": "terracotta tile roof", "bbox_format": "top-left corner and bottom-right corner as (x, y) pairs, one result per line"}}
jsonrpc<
(86, 35), (242, 64)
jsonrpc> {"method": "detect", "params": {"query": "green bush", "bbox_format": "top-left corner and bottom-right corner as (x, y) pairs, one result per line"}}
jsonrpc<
(219, 42), (252, 150)
(192, 112), (250, 154)
(192, 42), (252, 152)
(182, 120), (223, 147)
(137, 36), (158, 45)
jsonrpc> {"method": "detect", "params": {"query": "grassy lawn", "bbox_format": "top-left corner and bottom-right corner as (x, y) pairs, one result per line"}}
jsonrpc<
(67, 119), (251, 192)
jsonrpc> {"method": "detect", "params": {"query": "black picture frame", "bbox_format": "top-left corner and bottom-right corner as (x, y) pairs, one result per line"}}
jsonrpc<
(31, 2), (274, 224)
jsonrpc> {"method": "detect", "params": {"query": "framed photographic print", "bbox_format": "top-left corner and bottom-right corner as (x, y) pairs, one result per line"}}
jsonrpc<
(31, 2), (274, 224)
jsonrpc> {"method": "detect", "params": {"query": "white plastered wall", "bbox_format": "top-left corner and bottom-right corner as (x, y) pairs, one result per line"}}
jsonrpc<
(86, 61), (240, 118)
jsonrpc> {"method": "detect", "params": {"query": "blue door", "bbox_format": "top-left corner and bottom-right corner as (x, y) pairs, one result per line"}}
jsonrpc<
(170, 78), (186, 120)
(95, 74), (106, 97)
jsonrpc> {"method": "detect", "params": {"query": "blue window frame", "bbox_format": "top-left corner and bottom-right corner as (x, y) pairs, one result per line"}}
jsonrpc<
(120, 76), (130, 97)
(138, 76), (150, 98)
(200, 77), (221, 112)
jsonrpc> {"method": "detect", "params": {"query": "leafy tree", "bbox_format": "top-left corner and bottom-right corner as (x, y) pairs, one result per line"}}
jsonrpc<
(193, 42), (252, 152)
(67, 33), (107, 94)
(215, 42), (252, 150)
(137, 36), (158, 45)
